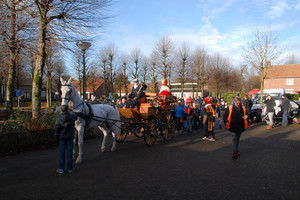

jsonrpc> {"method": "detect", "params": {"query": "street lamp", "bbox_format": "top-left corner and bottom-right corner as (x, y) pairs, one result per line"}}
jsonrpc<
(76, 41), (91, 100)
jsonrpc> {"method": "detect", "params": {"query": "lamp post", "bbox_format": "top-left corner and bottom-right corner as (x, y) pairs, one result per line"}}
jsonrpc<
(76, 41), (91, 100)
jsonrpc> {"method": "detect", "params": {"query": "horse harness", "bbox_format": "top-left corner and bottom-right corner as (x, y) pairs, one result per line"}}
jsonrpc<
(61, 83), (122, 129)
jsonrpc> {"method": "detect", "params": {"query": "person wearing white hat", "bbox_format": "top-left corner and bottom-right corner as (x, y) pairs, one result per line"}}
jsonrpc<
(129, 78), (144, 103)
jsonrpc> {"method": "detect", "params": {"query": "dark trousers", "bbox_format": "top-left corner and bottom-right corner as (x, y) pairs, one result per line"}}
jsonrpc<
(175, 117), (183, 131)
(231, 133), (241, 153)
(193, 116), (200, 130)
(204, 122), (215, 139)
(59, 139), (74, 170)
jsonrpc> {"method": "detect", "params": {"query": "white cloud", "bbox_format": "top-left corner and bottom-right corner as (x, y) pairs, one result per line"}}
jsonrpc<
(296, 0), (300, 9)
(197, 0), (236, 19)
(267, 1), (291, 19)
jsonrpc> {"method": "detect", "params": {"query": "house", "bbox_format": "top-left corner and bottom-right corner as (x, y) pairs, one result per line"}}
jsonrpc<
(264, 64), (300, 95)
(15, 78), (49, 100)
(72, 80), (112, 99)
(169, 82), (207, 99)
(17, 78), (32, 99)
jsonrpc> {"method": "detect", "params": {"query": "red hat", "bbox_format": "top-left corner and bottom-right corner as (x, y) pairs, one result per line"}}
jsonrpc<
(204, 97), (211, 104)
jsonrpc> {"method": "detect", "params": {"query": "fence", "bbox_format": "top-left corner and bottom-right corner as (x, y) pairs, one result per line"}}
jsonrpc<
(0, 122), (101, 157)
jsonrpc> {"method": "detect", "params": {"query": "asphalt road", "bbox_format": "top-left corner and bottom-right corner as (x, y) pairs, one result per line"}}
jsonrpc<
(0, 122), (299, 200)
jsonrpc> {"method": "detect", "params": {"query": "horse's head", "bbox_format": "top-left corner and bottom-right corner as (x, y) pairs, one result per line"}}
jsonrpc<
(60, 77), (73, 106)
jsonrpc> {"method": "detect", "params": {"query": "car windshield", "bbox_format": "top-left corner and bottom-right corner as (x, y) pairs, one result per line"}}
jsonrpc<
(290, 101), (299, 109)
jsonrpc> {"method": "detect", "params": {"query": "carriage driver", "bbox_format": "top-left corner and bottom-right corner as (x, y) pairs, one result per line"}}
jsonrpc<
(129, 78), (145, 106)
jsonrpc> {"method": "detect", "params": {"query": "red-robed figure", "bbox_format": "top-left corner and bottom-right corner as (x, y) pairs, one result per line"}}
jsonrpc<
(158, 78), (172, 96)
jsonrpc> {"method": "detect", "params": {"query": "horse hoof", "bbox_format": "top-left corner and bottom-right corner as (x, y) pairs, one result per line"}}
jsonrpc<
(111, 148), (117, 152)
(75, 158), (82, 164)
(101, 149), (106, 153)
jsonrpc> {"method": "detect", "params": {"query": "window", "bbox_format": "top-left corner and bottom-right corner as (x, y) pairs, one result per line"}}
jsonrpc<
(290, 101), (298, 109)
(286, 78), (294, 86)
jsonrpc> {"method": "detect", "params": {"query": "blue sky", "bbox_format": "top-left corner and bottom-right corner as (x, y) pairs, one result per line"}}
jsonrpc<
(95, 0), (300, 65)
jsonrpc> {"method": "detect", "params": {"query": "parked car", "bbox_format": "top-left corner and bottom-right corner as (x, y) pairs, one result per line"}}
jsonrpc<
(249, 98), (300, 124)
(249, 105), (263, 123)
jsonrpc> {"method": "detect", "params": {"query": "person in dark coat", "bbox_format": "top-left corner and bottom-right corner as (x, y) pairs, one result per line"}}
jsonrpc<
(218, 100), (227, 129)
(279, 94), (290, 126)
(224, 97), (248, 159)
(243, 95), (252, 122)
(55, 105), (77, 173)
(130, 79), (144, 101)
(125, 94), (136, 108)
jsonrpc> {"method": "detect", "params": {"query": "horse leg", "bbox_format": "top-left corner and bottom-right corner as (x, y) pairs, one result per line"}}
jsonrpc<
(75, 125), (84, 164)
(98, 125), (108, 153)
(111, 127), (118, 152)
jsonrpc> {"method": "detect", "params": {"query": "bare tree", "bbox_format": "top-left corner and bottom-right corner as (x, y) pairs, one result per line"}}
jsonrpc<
(130, 47), (142, 80)
(71, 52), (82, 95)
(149, 52), (158, 93)
(45, 40), (63, 107)
(104, 42), (118, 97)
(241, 26), (285, 105)
(53, 60), (66, 102)
(285, 54), (299, 64)
(207, 53), (229, 97)
(119, 53), (129, 96)
(190, 47), (209, 97)
(245, 73), (261, 92)
(174, 43), (191, 98)
(0, 0), (34, 113)
(239, 64), (248, 93)
(140, 56), (149, 84)
(154, 35), (175, 79)
(223, 65), (240, 94)
(31, 0), (112, 118)
(87, 65), (100, 98)
(97, 48), (109, 97)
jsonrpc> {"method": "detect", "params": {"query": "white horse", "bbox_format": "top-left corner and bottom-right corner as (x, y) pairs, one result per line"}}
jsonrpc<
(60, 77), (121, 164)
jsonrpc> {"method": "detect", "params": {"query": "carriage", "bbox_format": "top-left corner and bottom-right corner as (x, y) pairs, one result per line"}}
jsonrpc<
(115, 93), (177, 146)
(59, 77), (177, 163)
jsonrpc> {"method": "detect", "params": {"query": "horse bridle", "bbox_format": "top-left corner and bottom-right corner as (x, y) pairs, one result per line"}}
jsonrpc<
(61, 84), (86, 112)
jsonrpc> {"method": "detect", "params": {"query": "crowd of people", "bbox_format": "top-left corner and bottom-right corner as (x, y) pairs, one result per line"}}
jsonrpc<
(55, 76), (295, 173)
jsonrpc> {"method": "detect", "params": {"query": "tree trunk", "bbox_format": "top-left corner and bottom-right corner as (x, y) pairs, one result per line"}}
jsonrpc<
(46, 72), (51, 108)
(6, 2), (17, 114)
(260, 71), (264, 106)
(181, 82), (184, 98)
(32, 13), (47, 118)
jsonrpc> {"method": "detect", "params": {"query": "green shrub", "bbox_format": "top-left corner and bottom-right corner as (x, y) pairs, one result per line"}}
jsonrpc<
(224, 93), (247, 105)
(285, 94), (299, 100)
(8, 110), (59, 131)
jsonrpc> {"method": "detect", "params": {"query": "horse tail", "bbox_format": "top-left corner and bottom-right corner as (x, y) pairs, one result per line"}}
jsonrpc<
(113, 105), (121, 135)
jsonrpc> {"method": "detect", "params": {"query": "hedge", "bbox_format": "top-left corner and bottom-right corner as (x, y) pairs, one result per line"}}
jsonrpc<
(224, 93), (247, 105)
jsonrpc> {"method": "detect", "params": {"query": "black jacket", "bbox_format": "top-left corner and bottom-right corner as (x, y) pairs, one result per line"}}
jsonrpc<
(55, 112), (77, 141)
(130, 84), (144, 99)
(219, 104), (226, 116)
(125, 99), (136, 108)
(265, 98), (276, 113)
(243, 98), (253, 114)
(279, 98), (290, 111)
(223, 105), (246, 134)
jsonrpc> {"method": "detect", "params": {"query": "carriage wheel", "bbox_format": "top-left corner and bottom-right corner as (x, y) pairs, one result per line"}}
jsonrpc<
(161, 113), (175, 141)
(144, 120), (157, 147)
(115, 124), (128, 143)
(134, 126), (145, 138)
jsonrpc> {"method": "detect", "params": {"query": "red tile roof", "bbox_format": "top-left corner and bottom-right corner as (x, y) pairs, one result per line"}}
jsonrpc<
(266, 64), (300, 78)
(72, 80), (104, 92)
